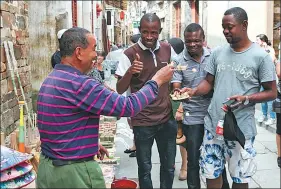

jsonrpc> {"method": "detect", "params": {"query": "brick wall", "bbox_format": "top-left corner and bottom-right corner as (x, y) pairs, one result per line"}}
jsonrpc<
(0, 1), (32, 136)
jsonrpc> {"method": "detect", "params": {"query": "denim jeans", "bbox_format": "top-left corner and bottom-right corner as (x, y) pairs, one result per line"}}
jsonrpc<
(182, 124), (204, 189)
(261, 100), (276, 119)
(133, 118), (177, 189)
(260, 86), (276, 119)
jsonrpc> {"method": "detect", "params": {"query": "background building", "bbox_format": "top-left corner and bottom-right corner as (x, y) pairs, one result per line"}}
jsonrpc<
(199, 0), (280, 52)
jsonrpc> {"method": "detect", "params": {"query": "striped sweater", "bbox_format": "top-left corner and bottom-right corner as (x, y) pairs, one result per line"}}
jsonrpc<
(37, 64), (159, 160)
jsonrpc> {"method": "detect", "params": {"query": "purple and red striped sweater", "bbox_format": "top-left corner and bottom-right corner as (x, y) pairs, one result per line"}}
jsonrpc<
(37, 64), (159, 160)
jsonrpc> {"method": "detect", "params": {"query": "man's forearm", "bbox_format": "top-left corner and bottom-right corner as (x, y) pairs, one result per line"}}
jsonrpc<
(248, 81), (277, 103)
(116, 71), (133, 94)
(194, 79), (213, 96)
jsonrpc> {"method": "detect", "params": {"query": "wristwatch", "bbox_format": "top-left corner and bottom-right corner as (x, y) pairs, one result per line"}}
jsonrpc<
(243, 95), (249, 105)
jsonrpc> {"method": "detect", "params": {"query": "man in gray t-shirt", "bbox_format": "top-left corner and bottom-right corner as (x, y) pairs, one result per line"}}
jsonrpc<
(181, 7), (277, 189)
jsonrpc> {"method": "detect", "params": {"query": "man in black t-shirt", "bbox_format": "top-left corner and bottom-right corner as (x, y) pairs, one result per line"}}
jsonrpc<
(51, 29), (67, 68)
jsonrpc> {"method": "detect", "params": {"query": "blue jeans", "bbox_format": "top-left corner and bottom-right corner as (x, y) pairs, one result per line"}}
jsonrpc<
(260, 86), (276, 119)
(261, 100), (276, 119)
(133, 118), (177, 189)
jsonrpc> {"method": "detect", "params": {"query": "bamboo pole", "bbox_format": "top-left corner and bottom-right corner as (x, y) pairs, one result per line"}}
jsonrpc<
(7, 41), (33, 130)
(3, 41), (19, 101)
(0, 132), (5, 146)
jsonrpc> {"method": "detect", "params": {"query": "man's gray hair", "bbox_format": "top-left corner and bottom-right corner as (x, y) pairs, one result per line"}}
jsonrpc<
(59, 27), (91, 58)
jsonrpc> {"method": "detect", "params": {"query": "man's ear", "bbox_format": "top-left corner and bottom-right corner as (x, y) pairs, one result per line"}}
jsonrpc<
(242, 20), (248, 31)
(138, 26), (141, 33)
(75, 47), (83, 60)
(159, 28), (162, 34)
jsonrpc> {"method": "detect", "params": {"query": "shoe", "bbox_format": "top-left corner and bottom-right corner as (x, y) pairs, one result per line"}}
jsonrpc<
(278, 157), (281, 168)
(257, 115), (266, 123)
(264, 118), (276, 125)
(124, 148), (136, 154)
(178, 169), (187, 181)
(129, 151), (136, 157)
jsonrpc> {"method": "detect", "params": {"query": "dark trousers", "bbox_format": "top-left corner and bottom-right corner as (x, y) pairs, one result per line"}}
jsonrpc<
(133, 118), (177, 189)
(182, 124), (204, 189)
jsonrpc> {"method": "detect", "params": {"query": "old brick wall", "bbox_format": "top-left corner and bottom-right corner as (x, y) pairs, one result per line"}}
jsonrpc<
(0, 1), (32, 136)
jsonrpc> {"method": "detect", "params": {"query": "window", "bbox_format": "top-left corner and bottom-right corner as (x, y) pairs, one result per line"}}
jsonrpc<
(107, 11), (111, 25)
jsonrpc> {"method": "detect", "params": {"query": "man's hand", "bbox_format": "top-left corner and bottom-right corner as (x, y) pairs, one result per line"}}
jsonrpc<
(128, 53), (143, 75)
(175, 111), (183, 121)
(228, 95), (246, 103)
(97, 144), (109, 160)
(151, 64), (174, 87)
(179, 87), (197, 98)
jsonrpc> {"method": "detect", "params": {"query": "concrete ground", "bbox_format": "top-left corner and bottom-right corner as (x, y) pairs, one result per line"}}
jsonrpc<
(114, 116), (280, 188)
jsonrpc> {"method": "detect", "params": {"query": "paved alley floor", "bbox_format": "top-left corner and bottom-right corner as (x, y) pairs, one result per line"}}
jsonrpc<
(114, 117), (280, 188)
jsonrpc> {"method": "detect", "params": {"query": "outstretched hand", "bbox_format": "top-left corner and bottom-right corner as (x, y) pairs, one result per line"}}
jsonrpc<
(97, 144), (109, 160)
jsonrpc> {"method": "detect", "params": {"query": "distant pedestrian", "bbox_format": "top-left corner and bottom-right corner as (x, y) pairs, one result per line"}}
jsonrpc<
(256, 34), (277, 125)
(51, 29), (67, 68)
(273, 21), (281, 168)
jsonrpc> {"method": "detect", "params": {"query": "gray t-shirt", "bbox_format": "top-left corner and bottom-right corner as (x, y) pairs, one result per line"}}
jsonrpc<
(204, 43), (276, 139)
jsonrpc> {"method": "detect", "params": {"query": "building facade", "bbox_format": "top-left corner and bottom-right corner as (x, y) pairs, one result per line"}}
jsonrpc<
(199, 0), (280, 51)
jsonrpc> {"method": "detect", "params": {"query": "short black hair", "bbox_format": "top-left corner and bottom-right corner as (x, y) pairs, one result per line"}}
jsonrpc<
(97, 51), (106, 59)
(184, 23), (205, 40)
(139, 13), (161, 29)
(167, 38), (184, 54)
(131, 34), (141, 43)
(224, 7), (248, 24)
(59, 27), (91, 58)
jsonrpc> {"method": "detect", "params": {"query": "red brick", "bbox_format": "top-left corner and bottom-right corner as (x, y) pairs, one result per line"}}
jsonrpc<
(16, 37), (25, 45)
(1, 62), (6, 73)
(0, 45), (7, 63)
(23, 84), (32, 93)
(15, 30), (23, 38)
(1, 71), (8, 80)
(20, 45), (27, 58)
(13, 44), (21, 60)
(7, 76), (19, 92)
(0, 1), (9, 12)
(19, 73), (27, 87)
(1, 11), (11, 28)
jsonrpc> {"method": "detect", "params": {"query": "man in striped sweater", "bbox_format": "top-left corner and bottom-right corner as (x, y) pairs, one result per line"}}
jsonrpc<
(36, 27), (174, 188)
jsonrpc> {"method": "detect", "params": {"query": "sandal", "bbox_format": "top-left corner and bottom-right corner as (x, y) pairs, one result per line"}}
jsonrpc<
(178, 169), (187, 181)
(124, 148), (136, 154)
(129, 151), (137, 158)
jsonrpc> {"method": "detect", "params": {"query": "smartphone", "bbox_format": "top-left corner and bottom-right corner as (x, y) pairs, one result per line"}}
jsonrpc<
(223, 99), (237, 107)
(223, 99), (242, 110)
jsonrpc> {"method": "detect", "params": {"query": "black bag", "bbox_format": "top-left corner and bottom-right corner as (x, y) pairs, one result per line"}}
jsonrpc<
(223, 110), (246, 148)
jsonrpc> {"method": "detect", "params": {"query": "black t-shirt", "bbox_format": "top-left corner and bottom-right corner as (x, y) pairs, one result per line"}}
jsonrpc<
(51, 50), (61, 68)
(98, 70), (105, 80)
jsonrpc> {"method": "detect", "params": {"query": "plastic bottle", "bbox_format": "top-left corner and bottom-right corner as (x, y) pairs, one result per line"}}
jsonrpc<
(216, 119), (224, 140)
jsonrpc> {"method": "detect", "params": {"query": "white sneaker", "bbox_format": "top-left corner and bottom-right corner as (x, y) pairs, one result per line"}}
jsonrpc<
(257, 115), (266, 123)
(264, 118), (276, 125)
